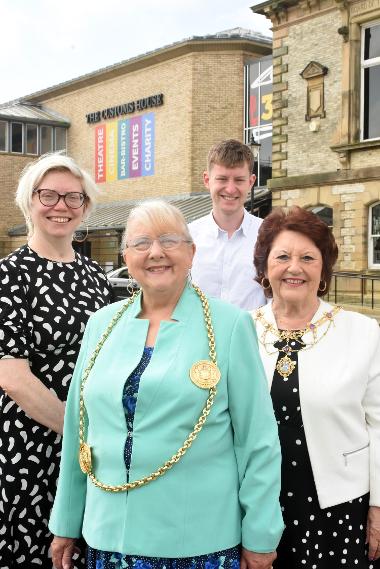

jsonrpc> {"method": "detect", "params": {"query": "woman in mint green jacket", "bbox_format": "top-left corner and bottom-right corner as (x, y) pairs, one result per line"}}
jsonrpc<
(50, 200), (283, 569)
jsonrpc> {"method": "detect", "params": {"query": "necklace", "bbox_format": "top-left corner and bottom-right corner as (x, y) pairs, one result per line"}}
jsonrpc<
(253, 305), (341, 380)
(78, 284), (221, 492)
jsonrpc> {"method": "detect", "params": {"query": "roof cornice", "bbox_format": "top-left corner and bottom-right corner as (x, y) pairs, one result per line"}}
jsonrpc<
(18, 36), (271, 104)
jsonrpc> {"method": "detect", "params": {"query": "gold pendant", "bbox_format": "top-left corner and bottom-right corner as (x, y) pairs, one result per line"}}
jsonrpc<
(276, 355), (296, 380)
(189, 360), (221, 389)
(79, 442), (92, 474)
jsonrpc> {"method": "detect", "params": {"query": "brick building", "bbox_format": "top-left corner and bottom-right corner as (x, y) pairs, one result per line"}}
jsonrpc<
(252, 0), (380, 275)
(0, 29), (271, 268)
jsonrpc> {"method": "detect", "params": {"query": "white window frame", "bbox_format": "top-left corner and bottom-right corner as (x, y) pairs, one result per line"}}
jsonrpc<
(0, 120), (8, 152)
(360, 20), (380, 141)
(244, 57), (273, 188)
(54, 127), (67, 152)
(10, 122), (24, 154)
(368, 202), (380, 269)
(26, 123), (38, 155)
(40, 125), (53, 154)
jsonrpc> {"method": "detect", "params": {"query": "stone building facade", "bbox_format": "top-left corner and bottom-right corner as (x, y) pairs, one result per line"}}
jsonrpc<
(0, 29), (271, 267)
(253, 0), (380, 274)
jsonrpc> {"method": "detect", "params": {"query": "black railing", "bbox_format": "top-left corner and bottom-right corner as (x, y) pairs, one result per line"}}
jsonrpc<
(327, 271), (380, 310)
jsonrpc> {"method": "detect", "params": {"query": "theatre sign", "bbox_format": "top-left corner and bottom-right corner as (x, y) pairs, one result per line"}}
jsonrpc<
(86, 94), (163, 183)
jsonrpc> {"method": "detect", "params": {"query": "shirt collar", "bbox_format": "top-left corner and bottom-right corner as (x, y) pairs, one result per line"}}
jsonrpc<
(209, 208), (250, 238)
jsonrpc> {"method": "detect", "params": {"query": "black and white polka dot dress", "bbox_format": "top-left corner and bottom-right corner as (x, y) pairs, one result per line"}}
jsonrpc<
(271, 336), (379, 569)
(0, 245), (113, 569)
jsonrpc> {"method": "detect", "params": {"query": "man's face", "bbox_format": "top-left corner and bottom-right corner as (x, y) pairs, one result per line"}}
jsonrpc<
(203, 162), (255, 217)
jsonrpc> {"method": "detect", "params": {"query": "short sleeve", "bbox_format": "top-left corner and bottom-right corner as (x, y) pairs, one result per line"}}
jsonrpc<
(0, 256), (34, 359)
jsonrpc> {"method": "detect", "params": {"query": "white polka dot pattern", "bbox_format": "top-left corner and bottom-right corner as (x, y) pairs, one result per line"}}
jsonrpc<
(0, 245), (113, 568)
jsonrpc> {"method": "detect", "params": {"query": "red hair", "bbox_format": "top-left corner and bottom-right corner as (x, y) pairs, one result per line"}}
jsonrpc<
(254, 206), (338, 297)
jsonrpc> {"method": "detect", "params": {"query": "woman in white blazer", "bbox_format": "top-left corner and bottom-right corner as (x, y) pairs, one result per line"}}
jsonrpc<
(251, 206), (380, 568)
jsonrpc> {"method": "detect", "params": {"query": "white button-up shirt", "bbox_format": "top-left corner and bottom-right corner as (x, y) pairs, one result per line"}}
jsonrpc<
(189, 209), (266, 310)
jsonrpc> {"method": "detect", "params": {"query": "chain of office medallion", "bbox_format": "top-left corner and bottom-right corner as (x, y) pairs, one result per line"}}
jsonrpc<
(79, 284), (218, 492)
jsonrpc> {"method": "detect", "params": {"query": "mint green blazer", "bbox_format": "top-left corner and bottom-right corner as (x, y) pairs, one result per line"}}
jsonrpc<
(49, 285), (283, 557)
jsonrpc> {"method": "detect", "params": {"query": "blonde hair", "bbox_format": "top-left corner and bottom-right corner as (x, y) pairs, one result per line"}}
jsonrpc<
(121, 199), (192, 252)
(15, 153), (99, 236)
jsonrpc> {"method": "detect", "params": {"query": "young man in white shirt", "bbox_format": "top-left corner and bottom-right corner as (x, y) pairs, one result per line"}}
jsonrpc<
(189, 139), (266, 310)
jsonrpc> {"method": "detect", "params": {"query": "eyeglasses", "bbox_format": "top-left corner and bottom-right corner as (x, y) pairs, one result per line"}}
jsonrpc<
(33, 189), (87, 209)
(126, 234), (192, 252)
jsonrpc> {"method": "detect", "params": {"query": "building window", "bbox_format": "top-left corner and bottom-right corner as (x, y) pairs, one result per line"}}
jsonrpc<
(361, 22), (380, 140)
(309, 205), (333, 228)
(0, 120), (67, 155)
(244, 56), (273, 187)
(369, 202), (380, 268)
(55, 127), (66, 152)
(0, 121), (8, 152)
(40, 125), (53, 154)
(26, 124), (38, 155)
(11, 122), (23, 153)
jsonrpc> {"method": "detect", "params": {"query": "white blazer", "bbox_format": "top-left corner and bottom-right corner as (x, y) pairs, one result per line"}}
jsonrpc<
(251, 300), (380, 509)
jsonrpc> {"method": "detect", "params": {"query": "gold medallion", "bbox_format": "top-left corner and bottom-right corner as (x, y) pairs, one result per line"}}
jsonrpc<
(189, 360), (221, 389)
(79, 442), (92, 474)
(276, 355), (296, 380)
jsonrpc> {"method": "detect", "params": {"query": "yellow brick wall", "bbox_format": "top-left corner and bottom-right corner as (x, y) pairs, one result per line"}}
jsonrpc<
(36, 50), (248, 204)
(0, 155), (31, 236)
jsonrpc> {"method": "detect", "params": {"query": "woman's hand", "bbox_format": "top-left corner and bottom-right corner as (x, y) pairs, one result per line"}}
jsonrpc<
(240, 547), (277, 569)
(0, 359), (65, 434)
(51, 536), (80, 569)
(367, 505), (380, 561)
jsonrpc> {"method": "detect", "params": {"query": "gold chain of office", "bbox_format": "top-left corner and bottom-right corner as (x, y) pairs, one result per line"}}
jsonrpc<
(78, 284), (220, 493)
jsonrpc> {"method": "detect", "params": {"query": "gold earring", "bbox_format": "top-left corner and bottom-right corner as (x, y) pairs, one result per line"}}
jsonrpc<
(261, 277), (271, 290)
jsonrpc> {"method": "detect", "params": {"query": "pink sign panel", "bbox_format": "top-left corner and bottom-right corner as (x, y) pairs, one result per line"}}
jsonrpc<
(95, 125), (106, 183)
(129, 116), (142, 178)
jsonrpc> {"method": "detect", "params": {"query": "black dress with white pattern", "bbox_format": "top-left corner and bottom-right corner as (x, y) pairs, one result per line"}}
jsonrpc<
(0, 245), (113, 569)
(271, 336), (379, 569)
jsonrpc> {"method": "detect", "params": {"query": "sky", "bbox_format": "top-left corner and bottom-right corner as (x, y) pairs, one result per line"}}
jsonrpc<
(0, 0), (271, 105)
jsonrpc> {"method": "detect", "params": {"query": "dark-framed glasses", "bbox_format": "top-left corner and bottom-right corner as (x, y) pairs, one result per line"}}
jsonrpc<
(33, 189), (87, 209)
(126, 234), (192, 252)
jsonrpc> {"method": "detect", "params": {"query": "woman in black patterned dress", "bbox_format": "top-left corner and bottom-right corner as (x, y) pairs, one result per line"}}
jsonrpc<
(0, 154), (113, 569)
(252, 207), (380, 568)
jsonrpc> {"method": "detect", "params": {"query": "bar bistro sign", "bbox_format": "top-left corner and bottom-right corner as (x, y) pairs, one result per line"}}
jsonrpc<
(85, 93), (164, 124)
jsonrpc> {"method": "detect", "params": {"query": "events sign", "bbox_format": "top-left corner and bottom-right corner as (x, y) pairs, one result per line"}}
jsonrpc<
(95, 112), (155, 183)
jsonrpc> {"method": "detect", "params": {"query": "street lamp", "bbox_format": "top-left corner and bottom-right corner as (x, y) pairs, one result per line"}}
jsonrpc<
(249, 133), (261, 214)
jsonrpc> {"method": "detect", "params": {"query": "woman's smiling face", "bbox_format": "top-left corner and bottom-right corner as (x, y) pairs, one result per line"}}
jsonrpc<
(266, 230), (323, 306)
(123, 220), (195, 298)
(30, 170), (86, 240)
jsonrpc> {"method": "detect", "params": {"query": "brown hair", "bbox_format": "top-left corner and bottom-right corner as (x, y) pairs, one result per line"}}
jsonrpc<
(207, 139), (254, 173)
(254, 206), (338, 297)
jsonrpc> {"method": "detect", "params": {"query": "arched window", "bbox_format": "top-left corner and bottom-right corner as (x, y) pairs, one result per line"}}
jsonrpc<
(308, 205), (333, 228)
(369, 202), (380, 268)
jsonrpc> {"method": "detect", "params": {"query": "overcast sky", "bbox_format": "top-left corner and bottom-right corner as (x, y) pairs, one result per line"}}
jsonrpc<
(0, 0), (271, 104)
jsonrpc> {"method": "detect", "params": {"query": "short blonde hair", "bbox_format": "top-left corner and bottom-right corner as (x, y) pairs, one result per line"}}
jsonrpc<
(121, 199), (192, 252)
(15, 153), (99, 236)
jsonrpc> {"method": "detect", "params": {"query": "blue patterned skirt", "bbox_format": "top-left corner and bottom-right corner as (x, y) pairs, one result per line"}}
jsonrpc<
(87, 545), (241, 569)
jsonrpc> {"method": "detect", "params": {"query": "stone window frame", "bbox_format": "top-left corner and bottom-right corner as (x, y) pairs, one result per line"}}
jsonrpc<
(368, 201), (380, 269)
(331, 11), (380, 161)
(360, 20), (380, 141)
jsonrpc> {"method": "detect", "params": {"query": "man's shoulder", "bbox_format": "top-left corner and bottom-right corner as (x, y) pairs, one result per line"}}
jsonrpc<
(188, 213), (211, 232)
(244, 211), (263, 228)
